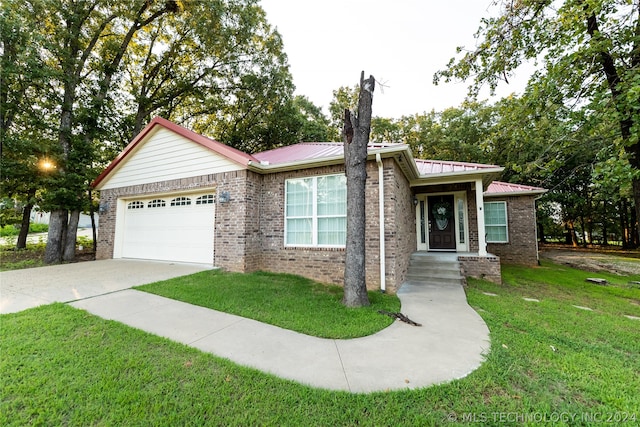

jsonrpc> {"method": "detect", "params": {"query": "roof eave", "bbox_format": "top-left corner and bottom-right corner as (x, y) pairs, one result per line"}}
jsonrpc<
(485, 189), (548, 197)
(410, 167), (504, 187)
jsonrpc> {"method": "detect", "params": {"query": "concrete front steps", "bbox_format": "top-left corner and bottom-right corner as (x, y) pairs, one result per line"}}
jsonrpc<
(405, 252), (465, 286)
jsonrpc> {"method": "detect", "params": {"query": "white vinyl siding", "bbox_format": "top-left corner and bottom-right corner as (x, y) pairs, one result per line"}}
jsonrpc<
(285, 174), (347, 247)
(485, 201), (508, 243)
(100, 128), (243, 189)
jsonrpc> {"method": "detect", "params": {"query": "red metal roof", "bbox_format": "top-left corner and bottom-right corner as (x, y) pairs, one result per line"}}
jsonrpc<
(415, 159), (501, 175)
(486, 181), (546, 195)
(252, 142), (404, 165)
(93, 118), (545, 194)
(253, 143), (343, 164)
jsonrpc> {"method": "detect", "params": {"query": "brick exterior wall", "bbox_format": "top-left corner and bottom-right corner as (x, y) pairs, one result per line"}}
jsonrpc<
(486, 195), (540, 266)
(96, 157), (537, 291)
(257, 164), (348, 286)
(97, 159), (413, 293)
(257, 160), (411, 293)
(458, 255), (502, 284)
(385, 160), (415, 291)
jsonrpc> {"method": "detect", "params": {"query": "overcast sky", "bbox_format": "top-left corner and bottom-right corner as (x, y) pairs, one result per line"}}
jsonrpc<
(260, 0), (531, 119)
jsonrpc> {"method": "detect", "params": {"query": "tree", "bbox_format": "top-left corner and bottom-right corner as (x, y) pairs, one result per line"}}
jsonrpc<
(434, 0), (640, 242)
(119, 0), (296, 153)
(342, 72), (374, 308)
(1, 0), (57, 249)
(1, 0), (295, 261)
(329, 85), (360, 141)
(30, 0), (181, 263)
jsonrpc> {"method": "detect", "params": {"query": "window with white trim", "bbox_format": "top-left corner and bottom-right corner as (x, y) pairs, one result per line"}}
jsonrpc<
(457, 198), (465, 244)
(170, 196), (191, 206)
(196, 194), (215, 205)
(148, 199), (166, 208)
(285, 174), (347, 246)
(484, 201), (508, 243)
(127, 201), (144, 210)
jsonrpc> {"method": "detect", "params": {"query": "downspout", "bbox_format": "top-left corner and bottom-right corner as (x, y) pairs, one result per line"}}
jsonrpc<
(475, 179), (488, 256)
(534, 193), (545, 266)
(376, 153), (386, 292)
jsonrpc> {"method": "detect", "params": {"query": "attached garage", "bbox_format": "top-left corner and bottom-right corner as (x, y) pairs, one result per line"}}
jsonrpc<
(117, 192), (216, 264)
(93, 117), (256, 266)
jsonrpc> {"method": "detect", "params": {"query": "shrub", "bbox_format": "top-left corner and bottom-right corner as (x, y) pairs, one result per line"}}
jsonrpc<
(0, 223), (48, 237)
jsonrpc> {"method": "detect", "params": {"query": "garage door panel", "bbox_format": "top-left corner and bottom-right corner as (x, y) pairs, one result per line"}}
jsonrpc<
(120, 193), (215, 264)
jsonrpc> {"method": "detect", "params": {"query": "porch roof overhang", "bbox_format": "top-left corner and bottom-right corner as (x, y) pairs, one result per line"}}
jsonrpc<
(410, 168), (504, 189)
(484, 181), (547, 197)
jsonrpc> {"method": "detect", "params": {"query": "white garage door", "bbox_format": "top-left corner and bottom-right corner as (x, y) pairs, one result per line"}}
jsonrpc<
(121, 193), (215, 264)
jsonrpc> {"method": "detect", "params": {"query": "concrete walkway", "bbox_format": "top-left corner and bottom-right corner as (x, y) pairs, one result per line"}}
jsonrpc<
(0, 259), (211, 314)
(1, 260), (490, 393)
(71, 281), (490, 393)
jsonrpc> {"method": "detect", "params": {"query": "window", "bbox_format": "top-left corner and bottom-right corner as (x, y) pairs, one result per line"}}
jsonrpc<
(484, 201), (508, 243)
(127, 201), (144, 210)
(196, 194), (215, 205)
(148, 199), (166, 208)
(170, 196), (191, 206)
(457, 199), (465, 244)
(285, 174), (347, 246)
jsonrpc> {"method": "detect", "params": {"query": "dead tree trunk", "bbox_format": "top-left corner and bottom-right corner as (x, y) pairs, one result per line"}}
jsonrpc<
(342, 72), (374, 308)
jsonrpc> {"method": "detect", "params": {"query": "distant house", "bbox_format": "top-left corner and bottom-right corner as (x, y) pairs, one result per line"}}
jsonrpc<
(93, 117), (545, 292)
(30, 211), (97, 228)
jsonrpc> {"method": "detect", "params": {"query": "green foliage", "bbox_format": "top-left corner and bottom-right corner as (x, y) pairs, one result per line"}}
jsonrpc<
(434, 0), (640, 244)
(0, 224), (48, 237)
(328, 85), (360, 140)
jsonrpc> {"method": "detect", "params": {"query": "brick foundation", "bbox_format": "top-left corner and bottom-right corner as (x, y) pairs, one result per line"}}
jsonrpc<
(459, 254), (502, 284)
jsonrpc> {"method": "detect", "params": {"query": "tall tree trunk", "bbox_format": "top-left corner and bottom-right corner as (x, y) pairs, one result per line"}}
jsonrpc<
(89, 190), (97, 253)
(63, 210), (80, 261)
(585, 9), (640, 244)
(631, 201), (639, 248)
(633, 181), (640, 247)
(44, 210), (68, 263)
(601, 200), (608, 246)
(16, 190), (35, 249)
(620, 199), (628, 248)
(342, 72), (374, 308)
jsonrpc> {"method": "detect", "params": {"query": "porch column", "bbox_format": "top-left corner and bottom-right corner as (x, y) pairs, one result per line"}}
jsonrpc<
(475, 178), (487, 256)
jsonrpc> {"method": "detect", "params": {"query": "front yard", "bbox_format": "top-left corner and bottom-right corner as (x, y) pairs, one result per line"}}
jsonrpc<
(1, 257), (639, 426)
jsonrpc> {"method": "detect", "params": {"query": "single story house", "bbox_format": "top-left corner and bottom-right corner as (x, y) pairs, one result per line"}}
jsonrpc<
(93, 117), (546, 292)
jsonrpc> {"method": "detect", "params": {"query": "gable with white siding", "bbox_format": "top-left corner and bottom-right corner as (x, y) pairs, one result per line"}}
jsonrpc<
(98, 127), (244, 190)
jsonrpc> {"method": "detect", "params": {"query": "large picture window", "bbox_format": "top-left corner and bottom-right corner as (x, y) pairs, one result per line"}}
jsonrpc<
(285, 174), (347, 247)
(484, 201), (508, 243)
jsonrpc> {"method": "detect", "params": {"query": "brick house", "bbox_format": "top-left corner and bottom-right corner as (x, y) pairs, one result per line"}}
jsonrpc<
(93, 117), (545, 292)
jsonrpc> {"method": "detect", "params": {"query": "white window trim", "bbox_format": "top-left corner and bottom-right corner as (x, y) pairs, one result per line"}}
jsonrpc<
(284, 174), (346, 248)
(485, 201), (509, 243)
(454, 193), (469, 251)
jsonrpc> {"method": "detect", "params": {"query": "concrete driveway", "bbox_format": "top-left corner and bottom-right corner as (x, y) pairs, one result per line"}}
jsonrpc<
(0, 259), (212, 314)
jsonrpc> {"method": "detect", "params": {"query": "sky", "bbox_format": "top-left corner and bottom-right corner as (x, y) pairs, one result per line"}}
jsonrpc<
(260, 0), (531, 119)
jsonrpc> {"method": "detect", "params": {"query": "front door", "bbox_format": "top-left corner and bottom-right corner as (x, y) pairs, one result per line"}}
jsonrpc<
(428, 195), (456, 250)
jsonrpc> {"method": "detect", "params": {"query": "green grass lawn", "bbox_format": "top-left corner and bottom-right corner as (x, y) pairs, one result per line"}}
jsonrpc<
(135, 270), (401, 338)
(2, 261), (640, 426)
